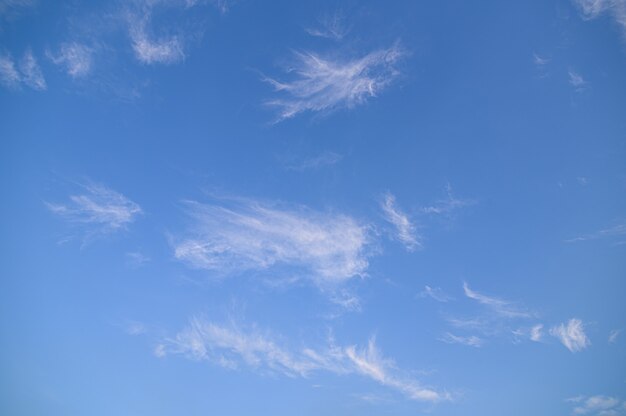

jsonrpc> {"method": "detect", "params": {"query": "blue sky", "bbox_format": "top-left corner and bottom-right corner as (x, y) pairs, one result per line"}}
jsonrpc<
(1, 0), (625, 414)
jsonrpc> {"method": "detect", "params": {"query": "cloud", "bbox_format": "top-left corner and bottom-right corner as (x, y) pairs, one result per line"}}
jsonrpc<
(608, 329), (621, 343)
(128, 13), (185, 65)
(381, 192), (421, 251)
(0, 53), (20, 88)
(46, 181), (142, 237)
(421, 183), (474, 217)
(48, 42), (93, 78)
(550, 319), (591, 352)
(530, 324), (544, 342)
(533, 53), (550, 67)
(284, 151), (343, 171)
(572, 0), (626, 40)
(158, 317), (448, 402)
(565, 221), (626, 243)
(463, 282), (533, 319)
(567, 395), (625, 416)
(0, 0), (35, 17)
(305, 11), (350, 40)
(418, 285), (452, 302)
(172, 197), (372, 289)
(345, 338), (446, 402)
(126, 251), (151, 268)
(439, 332), (484, 348)
(264, 43), (405, 121)
(19, 49), (46, 90)
(0, 50), (45, 90)
(569, 69), (587, 91)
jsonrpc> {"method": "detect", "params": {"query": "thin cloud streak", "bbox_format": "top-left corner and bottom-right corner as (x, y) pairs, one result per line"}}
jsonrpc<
(264, 43), (405, 121)
(608, 329), (621, 343)
(439, 332), (484, 348)
(46, 181), (142, 236)
(381, 192), (421, 251)
(566, 222), (626, 243)
(305, 11), (350, 40)
(463, 282), (532, 318)
(158, 317), (449, 402)
(569, 69), (587, 91)
(418, 285), (452, 302)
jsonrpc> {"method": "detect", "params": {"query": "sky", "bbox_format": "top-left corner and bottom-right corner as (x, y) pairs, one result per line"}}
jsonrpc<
(1, 0), (625, 415)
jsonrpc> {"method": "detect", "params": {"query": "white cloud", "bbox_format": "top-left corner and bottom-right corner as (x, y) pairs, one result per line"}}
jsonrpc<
(530, 324), (544, 342)
(550, 319), (591, 352)
(608, 329), (621, 343)
(421, 183), (474, 217)
(569, 69), (587, 91)
(158, 317), (448, 402)
(439, 332), (484, 348)
(46, 181), (142, 236)
(0, 0), (35, 16)
(305, 11), (349, 40)
(126, 251), (151, 268)
(381, 192), (421, 251)
(264, 43), (405, 121)
(122, 0), (228, 65)
(567, 395), (625, 416)
(345, 338), (446, 402)
(48, 42), (93, 78)
(533, 53), (550, 67)
(128, 13), (185, 65)
(0, 53), (20, 88)
(19, 49), (46, 90)
(572, 0), (626, 39)
(418, 285), (452, 302)
(172, 197), (372, 288)
(0, 50), (46, 91)
(284, 151), (343, 171)
(566, 222), (626, 243)
(463, 282), (532, 319)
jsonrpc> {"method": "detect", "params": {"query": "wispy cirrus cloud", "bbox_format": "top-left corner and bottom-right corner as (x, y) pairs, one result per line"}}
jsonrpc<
(572, 0), (626, 40)
(48, 42), (93, 78)
(421, 184), (475, 217)
(569, 69), (587, 91)
(0, 49), (45, 90)
(550, 318), (591, 352)
(264, 43), (405, 121)
(418, 285), (452, 302)
(0, 0), (35, 17)
(305, 10), (350, 41)
(172, 197), (373, 290)
(566, 221), (626, 244)
(157, 317), (449, 402)
(608, 329), (621, 343)
(283, 151), (343, 171)
(567, 395), (625, 416)
(381, 192), (421, 251)
(463, 282), (533, 319)
(0, 53), (20, 88)
(122, 0), (228, 65)
(127, 12), (185, 65)
(530, 324), (544, 342)
(46, 181), (142, 238)
(439, 332), (484, 348)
